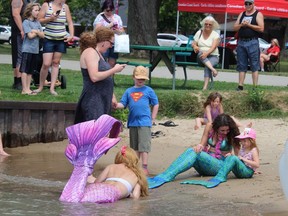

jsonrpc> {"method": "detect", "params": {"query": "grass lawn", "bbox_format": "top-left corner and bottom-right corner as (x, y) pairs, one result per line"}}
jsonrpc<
(1, 44), (288, 119)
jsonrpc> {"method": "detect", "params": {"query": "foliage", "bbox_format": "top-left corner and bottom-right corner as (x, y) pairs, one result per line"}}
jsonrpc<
(0, 0), (12, 25)
(69, 0), (101, 27)
(245, 89), (274, 112)
(158, 0), (204, 35)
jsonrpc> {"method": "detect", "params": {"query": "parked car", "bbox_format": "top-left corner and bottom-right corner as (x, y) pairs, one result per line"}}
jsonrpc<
(0, 25), (11, 45)
(157, 33), (190, 47)
(219, 36), (235, 48)
(225, 37), (271, 53)
(65, 31), (79, 48)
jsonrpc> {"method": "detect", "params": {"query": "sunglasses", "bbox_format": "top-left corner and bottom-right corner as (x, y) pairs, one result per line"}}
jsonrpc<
(108, 40), (114, 46)
(106, 9), (113, 12)
(245, 2), (252, 6)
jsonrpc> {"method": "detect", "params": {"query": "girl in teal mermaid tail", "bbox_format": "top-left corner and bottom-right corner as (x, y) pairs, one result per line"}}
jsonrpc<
(147, 114), (240, 189)
(182, 128), (260, 188)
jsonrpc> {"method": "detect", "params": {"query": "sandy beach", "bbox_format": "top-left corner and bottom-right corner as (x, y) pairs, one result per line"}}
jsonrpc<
(1, 118), (288, 215)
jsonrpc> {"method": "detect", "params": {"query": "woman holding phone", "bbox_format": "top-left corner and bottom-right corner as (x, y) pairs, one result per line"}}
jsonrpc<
(93, 0), (125, 68)
(34, 0), (74, 95)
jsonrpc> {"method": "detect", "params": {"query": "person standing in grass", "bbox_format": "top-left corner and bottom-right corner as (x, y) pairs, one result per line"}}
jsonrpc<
(116, 66), (159, 176)
(20, 3), (44, 95)
(74, 28), (126, 124)
(10, 0), (38, 90)
(34, 0), (74, 96)
(234, 0), (264, 91)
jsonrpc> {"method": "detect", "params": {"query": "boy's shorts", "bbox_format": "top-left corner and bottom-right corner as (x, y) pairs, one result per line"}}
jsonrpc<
(129, 127), (151, 152)
(20, 53), (38, 74)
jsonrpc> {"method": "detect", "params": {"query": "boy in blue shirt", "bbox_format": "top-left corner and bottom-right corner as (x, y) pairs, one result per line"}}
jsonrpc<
(116, 66), (159, 175)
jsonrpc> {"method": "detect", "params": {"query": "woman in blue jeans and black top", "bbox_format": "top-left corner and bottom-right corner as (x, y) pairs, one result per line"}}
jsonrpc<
(234, 0), (264, 91)
(34, 0), (74, 95)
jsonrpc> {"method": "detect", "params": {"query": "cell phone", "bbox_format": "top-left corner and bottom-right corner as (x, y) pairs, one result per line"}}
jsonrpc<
(56, 10), (61, 15)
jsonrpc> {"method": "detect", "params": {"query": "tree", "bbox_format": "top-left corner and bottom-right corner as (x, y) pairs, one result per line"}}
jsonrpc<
(158, 0), (204, 35)
(127, 0), (162, 45)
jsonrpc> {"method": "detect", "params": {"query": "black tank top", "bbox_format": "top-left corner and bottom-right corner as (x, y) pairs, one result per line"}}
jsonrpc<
(238, 10), (259, 39)
(10, 0), (34, 32)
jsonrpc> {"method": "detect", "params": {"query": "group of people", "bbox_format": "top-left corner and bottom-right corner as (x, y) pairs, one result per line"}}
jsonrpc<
(194, 0), (280, 91)
(11, 0), (74, 96)
(3, 0), (263, 204)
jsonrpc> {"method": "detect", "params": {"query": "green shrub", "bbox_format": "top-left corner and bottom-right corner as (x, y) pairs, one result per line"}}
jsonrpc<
(245, 89), (274, 112)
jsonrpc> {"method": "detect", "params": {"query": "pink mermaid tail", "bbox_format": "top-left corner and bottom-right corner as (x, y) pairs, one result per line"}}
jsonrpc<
(59, 115), (122, 202)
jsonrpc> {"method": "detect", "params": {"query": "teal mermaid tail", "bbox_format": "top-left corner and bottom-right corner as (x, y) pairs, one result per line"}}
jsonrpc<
(60, 115), (122, 202)
(180, 178), (222, 188)
(181, 155), (254, 189)
(147, 148), (197, 189)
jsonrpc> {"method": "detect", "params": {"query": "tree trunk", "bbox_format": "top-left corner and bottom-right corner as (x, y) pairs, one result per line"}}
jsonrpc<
(127, 0), (162, 45)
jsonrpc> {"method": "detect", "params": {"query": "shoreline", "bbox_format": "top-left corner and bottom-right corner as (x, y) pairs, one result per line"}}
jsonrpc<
(1, 118), (288, 214)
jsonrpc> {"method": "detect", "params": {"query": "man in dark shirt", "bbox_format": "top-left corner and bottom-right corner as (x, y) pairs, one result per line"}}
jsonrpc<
(234, 0), (264, 91)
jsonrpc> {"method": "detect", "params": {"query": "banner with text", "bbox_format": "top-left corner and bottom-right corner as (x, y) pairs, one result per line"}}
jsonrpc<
(178, 0), (288, 18)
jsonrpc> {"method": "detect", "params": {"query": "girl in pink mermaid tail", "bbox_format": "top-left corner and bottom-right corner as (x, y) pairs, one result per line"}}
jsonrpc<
(194, 92), (252, 130)
(59, 115), (148, 203)
(83, 146), (148, 202)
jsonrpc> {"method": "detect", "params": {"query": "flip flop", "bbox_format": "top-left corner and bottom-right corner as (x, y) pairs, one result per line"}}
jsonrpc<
(159, 120), (178, 127)
(151, 131), (165, 138)
(21, 91), (38, 96)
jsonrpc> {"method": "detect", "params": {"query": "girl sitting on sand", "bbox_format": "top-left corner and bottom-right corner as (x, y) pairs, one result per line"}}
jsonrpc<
(194, 92), (252, 130)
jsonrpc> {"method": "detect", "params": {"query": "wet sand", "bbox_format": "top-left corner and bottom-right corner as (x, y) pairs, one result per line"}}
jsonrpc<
(1, 118), (288, 215)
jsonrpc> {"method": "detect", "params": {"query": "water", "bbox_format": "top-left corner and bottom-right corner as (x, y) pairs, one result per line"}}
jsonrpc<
(0, 142), (286, 216)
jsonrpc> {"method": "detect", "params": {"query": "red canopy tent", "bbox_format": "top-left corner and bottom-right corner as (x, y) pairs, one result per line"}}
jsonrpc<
(178, 0), (288, 18)
(177, 0), (288, 68)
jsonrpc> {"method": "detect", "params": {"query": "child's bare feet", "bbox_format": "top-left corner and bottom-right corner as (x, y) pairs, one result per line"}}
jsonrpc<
(194, 125), (200, 130)
(0, 150), (10, 156)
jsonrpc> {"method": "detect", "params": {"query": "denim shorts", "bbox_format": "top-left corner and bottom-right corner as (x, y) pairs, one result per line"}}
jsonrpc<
(102, 47), (119, 60)
(43, 38), (66, 53)
(236, 38), (260, 72)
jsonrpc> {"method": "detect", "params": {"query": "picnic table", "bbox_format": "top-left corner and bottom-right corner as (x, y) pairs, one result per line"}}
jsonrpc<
(118, 45), (193, 90)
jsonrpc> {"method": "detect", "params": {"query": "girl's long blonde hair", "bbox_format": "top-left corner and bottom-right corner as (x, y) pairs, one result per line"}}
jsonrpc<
(114, 146), (148, 197)
(23, 3), (41, 20)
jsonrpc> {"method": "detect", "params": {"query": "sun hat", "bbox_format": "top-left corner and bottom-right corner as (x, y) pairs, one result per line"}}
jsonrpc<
(245, 0), (254, 3)
(133, 66), (149, 80)
(235, 128), (256, 139)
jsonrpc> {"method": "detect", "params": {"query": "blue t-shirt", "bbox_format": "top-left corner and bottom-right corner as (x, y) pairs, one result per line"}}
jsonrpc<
(22, 19), (43, 54)
(120, 85), (159, 127)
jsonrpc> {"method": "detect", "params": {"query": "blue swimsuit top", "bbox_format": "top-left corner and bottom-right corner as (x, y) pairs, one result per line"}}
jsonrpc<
(106, 177), (133, 194)
(207, 137), (231, 152)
